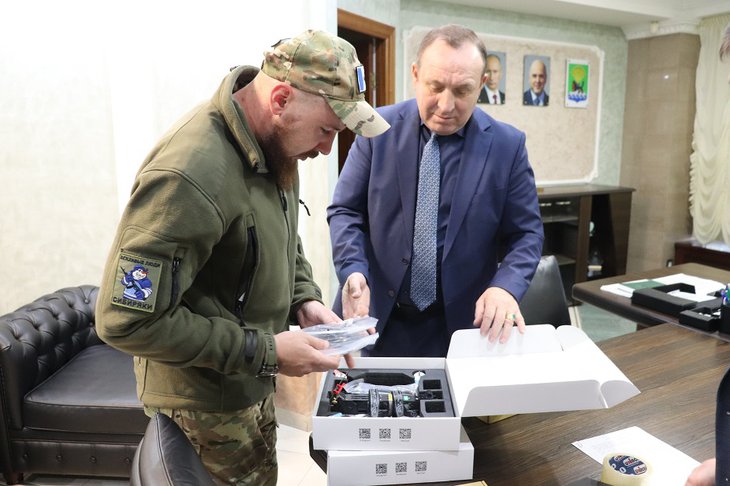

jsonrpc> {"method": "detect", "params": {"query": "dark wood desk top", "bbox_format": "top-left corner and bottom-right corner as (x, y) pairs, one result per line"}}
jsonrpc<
(572, 263), (730, 327)
(536, 183), (635, 199)
(462, 324), (729, 485)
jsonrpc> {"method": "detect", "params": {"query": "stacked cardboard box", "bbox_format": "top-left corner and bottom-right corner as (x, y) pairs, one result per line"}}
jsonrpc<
(312, 325), (640, 485)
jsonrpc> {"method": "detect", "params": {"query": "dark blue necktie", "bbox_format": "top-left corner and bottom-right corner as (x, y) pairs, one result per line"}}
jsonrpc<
(411, 132), (440, 311)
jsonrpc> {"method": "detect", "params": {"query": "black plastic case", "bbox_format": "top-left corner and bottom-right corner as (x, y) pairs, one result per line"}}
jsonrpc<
(678, 298), (723, 332)
(631, 283), (701, 316)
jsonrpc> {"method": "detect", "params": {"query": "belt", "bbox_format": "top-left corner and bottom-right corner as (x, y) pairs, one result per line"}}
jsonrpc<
(392, 301), (444, 320)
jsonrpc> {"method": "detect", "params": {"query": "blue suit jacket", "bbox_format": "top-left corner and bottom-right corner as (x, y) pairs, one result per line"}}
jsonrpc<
(523, 90), (549, 106)
(327, 99), (544, 348)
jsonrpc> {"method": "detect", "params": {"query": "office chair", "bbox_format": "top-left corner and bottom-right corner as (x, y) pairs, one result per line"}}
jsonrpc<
(130, 413), (215, 486)
(519, 255), (572, 327)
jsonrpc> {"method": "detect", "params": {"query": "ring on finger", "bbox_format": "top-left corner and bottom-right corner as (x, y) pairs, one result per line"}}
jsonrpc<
(505, 313), (517, 321)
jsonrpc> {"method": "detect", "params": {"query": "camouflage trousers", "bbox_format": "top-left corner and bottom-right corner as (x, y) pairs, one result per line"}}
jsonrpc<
(145, 394), (278, 486)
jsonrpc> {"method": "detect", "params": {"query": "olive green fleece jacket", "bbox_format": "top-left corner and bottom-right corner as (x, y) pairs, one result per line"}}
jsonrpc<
(96, 66), (322, 411)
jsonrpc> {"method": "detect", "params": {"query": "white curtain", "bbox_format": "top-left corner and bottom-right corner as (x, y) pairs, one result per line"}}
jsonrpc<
(689, 14), (730, 244)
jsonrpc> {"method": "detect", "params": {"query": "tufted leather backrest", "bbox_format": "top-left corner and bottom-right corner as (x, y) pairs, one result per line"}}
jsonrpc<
(0, 285), (102, 429)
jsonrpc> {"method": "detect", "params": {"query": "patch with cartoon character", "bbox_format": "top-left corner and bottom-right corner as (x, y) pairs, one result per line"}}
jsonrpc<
(111, 251), (163, 313)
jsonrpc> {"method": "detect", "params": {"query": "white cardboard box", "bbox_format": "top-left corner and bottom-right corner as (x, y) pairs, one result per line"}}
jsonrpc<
(312, 325), (639, 451)
(326, 426), (474, 486)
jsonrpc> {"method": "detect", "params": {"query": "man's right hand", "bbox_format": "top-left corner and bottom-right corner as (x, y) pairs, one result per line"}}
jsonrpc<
(274, 330), (341, 377)
(685, 458), (715, 486)
(342, 272), (370, 319)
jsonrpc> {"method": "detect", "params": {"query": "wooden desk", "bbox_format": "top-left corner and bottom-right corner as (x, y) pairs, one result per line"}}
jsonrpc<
(572, 263), (730, 326)
(311, 324), (729, 485)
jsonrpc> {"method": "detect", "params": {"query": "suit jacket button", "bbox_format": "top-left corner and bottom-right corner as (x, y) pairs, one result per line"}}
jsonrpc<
(401, 258), (409, 264)
(388, 290), (395, 297)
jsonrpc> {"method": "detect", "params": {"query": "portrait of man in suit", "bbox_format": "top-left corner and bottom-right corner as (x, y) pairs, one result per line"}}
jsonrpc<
(477, 52), (506, 104)
(523, 55), (550, 106)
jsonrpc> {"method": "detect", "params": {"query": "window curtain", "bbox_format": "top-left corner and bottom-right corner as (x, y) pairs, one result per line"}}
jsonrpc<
(689, 14), (730, 244)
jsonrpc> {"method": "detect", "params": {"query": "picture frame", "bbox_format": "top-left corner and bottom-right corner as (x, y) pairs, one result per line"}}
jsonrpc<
(565, 59), (589, 108)
(522, 54), (551, 107)
(478, 51), (507, 105)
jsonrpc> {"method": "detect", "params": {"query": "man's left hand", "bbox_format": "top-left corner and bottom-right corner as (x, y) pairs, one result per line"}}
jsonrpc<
(473, 287), (525, 343)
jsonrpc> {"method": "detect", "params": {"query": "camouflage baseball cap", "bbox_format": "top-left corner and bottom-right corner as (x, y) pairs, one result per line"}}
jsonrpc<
(261, 30), (389, 138)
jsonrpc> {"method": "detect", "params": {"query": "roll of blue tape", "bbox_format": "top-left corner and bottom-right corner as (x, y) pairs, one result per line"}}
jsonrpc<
(600, 453), (652, 485)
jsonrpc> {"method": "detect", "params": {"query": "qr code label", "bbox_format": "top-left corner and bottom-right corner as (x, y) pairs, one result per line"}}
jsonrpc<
(399, 428), (412, 440)
(359, 428), (371, 440)
(375, 463), (388, 476)
(416, 461), (428, 473)
(396, 462), (407, 475)
(379, 428), (391, 440)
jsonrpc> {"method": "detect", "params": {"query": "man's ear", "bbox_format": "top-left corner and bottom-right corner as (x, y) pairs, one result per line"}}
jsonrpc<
(270, 83), (292, 116)
(411, 62), (419, 83)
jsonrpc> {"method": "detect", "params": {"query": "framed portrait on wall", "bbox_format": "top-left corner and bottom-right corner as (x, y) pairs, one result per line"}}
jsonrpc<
(565, 59), (589, 108)
(477, 51), (506, 105)
(522, 55), (550, 106)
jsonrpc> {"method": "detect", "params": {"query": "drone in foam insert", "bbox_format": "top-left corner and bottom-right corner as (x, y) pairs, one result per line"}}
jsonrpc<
(328, 369), (442, 418)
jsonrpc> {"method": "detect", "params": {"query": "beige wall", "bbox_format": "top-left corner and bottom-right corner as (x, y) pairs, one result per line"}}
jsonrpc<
(0, 1), (337, 315)
(620, 33), (700, 271)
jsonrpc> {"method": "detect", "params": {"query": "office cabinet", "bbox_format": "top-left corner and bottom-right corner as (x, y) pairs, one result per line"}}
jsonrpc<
(537, 184), (634, 300)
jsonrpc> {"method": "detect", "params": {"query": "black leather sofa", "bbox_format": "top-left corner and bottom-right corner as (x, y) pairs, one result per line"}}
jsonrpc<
(0, 285), (149, 484)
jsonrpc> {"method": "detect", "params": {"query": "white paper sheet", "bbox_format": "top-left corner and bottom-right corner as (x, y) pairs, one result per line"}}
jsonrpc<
(656, 274), (725, 296)
(572, 426), (700, 485)
(600, 273), (725, 299)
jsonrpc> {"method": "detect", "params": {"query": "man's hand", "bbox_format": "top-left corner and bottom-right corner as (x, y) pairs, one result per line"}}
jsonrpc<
(295, 300), (355, 368)
(296, 300), (340, 328)
(342, 272), (370, 319)
(685, 458), (715, 486)
(473, 287), (525, 343)
(274, 331), (342, 377)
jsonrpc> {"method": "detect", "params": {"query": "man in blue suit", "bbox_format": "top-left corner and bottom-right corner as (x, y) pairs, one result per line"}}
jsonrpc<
(327, 24), (544, 357)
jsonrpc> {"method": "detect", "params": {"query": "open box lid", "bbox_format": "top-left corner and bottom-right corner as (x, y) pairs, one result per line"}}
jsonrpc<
(445, 325), (640, 417)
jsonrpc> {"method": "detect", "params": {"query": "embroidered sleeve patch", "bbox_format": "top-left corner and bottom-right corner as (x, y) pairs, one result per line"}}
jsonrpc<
(111, 251), (163, 313)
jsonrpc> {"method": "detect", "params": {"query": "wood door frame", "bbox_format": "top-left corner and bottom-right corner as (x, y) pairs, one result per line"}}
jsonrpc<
(338, 9), (395, 107)
(336, 10), (395, 171)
